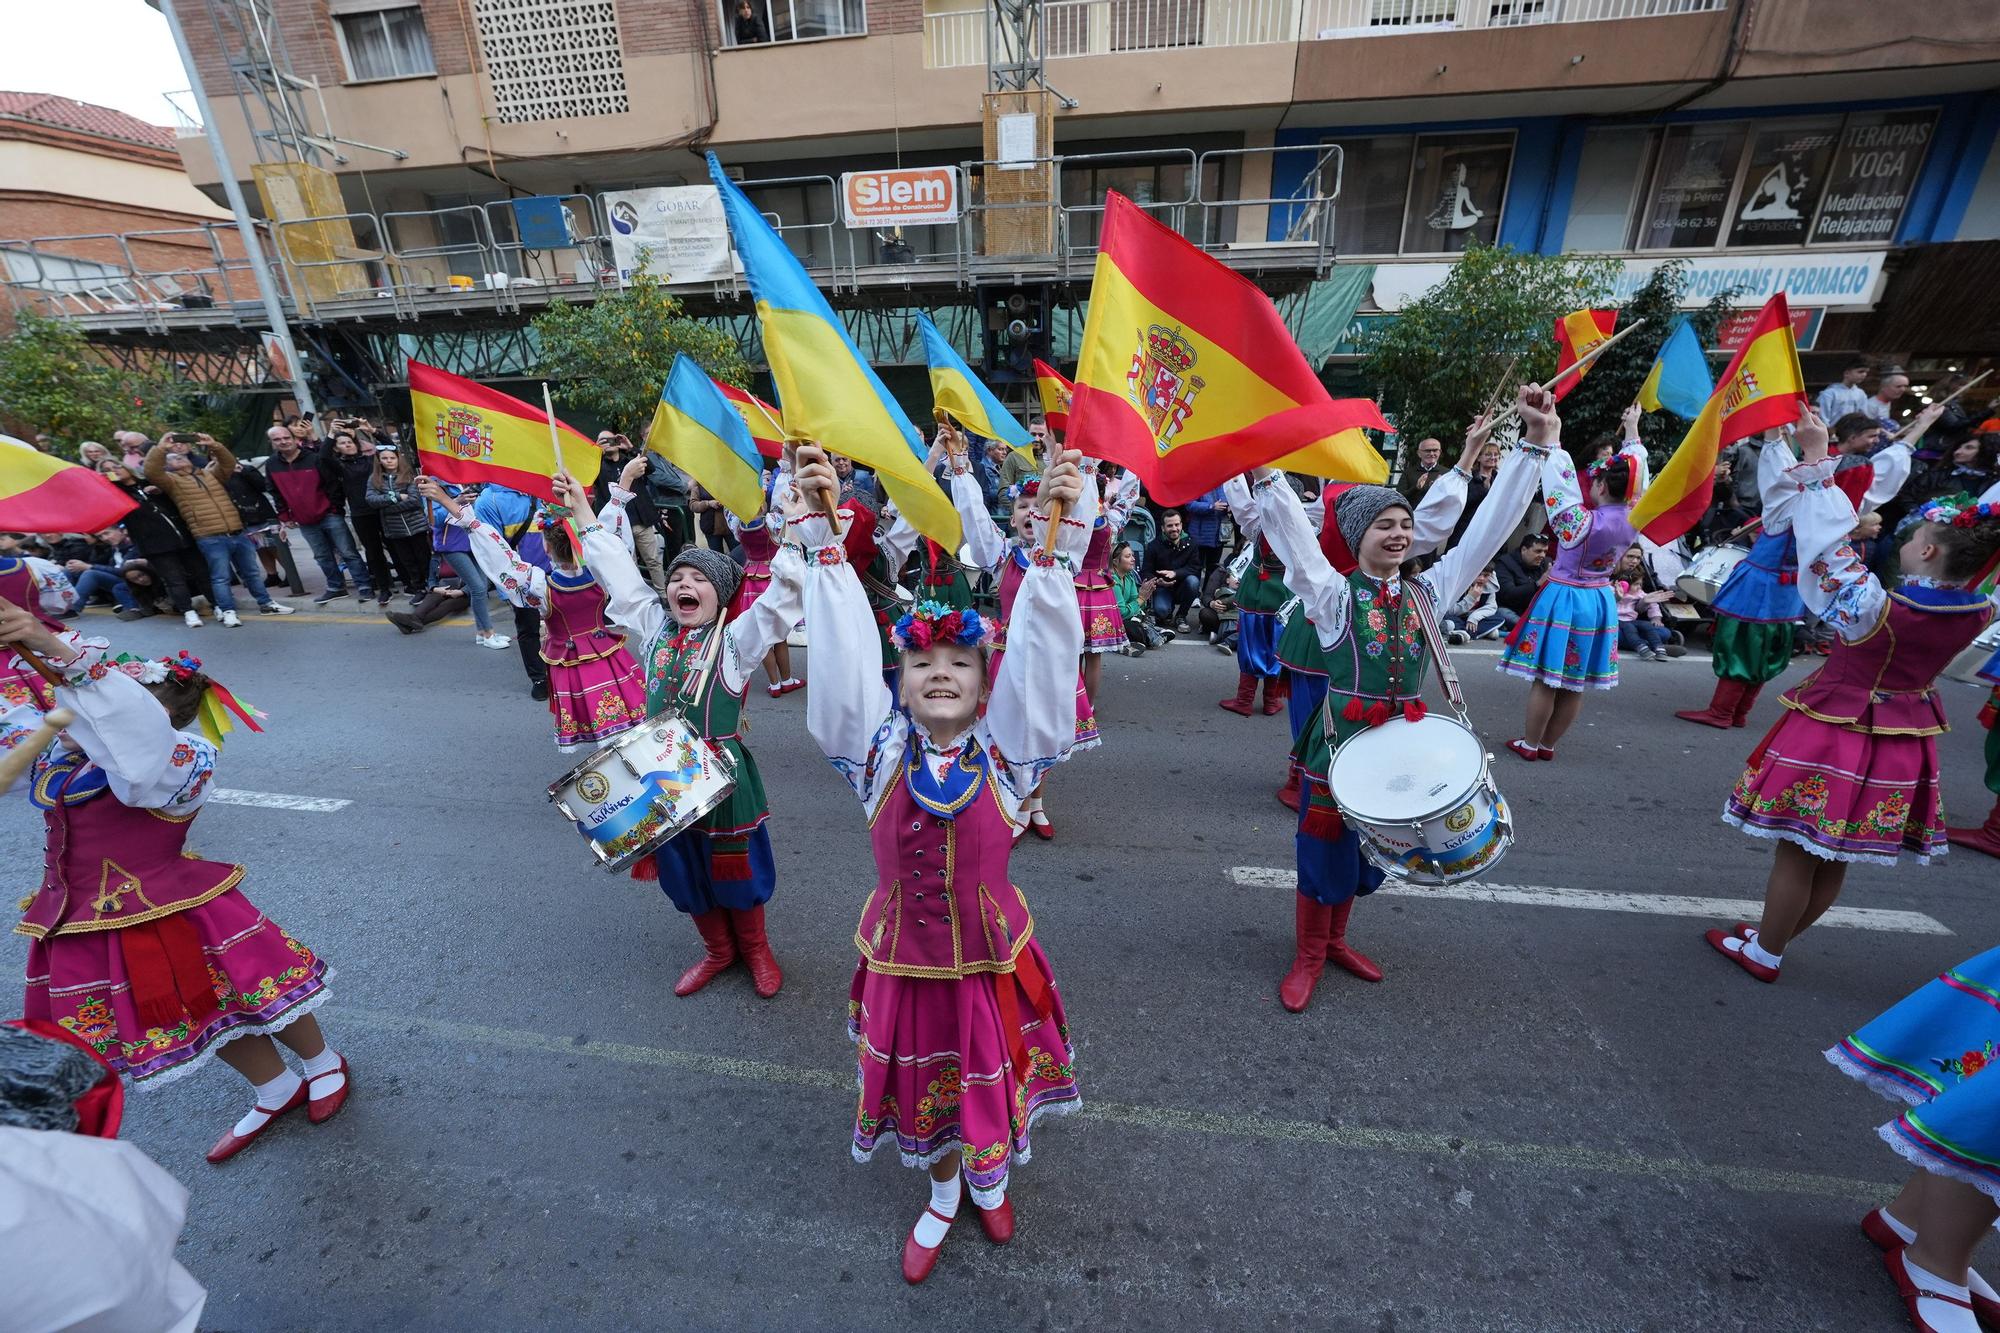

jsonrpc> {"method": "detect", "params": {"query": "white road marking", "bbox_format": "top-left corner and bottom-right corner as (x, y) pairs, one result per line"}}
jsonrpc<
(210, 787), (352, 813)
(1163, 640), (1711, 662)
(1229, 866), (1952, 935)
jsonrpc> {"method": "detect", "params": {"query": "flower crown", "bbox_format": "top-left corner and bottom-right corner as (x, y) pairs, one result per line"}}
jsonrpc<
(105, 650), (200, 686)
(890, 601), (992, 652)
(1005, 478), (1041, 503)
(1916, 493), (2000, 529)
(1586, 454), (1628, 481)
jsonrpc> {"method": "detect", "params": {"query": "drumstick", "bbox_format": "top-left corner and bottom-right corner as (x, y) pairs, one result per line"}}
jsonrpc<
(1890, 369), (1992, 440)
(1479, 354), (1520, 423)
(0, 706), (73, 792)
(1489, 320), (1647, 430)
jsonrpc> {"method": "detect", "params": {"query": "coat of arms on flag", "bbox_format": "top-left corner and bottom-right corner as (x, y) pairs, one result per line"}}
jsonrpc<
(437, 407), (494, 463)
(1129, 324), (1206, 453)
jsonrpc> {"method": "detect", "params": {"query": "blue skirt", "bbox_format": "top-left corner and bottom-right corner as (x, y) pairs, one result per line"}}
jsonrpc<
(1712, 530), (1803, 624)
(1497, 581), (1619, 692)
(1827, 947), (2000, 1204)
(1237, 609), (1281, 678)
(652, 823), (776, 915)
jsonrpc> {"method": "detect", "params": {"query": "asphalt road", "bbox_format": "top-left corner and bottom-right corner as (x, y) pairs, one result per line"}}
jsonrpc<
(6, 601), (1997, 1332)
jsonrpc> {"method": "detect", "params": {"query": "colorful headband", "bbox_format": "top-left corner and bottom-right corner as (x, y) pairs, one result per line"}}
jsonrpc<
(890, 601), (992, 652)
(1006, 479), (1042, 502)
(105, 650), (266, 746)
(1916, 493), (2000, 529)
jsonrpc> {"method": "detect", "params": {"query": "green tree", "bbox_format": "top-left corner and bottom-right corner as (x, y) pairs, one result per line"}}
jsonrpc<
(1359, 244), (1619, 468)
(0, 314), (179, 456)
(531, 259), (751, 435)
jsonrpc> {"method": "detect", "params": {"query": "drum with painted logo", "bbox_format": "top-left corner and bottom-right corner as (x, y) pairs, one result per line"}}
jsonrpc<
(1675, 543), (1748, 606)
(548, 711), (737, 872)
(1327, 713), (1511, 887)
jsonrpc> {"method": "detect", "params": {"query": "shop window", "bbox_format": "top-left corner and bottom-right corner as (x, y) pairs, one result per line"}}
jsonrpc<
(1563, 126), (1651, 252)
(1402, 132), (1511, 253)
(1322, 135), (1414, 256)
(1638, 123), (1747, 251)
(1725, 118), (1841, 248)
(334, 6), (436, 81)
(723, 0), (867, 46)
(1810, 110), (1937, 245)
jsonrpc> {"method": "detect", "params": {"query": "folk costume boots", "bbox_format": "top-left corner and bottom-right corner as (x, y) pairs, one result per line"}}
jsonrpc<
(1947, 796), (2000, 859)
(1260, 673), (1288, 716)
(1219, 673), (1258, 716)
(1281, 896), (1385, 1013)
(1675, 678), (1747, 729)
(728, 904), (784, 998)
(1731, 682), (1763, 728)
(674, 910), (738, 996)
(1276, 766), (1303, 812)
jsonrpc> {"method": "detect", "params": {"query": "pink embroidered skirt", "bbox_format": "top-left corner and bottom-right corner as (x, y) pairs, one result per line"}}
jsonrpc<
(1723, 710), (1947, 864)
(547, 642), (648, 753)
(848, 939), (1080, 1208)
(23, 889), (331, 1086)
(1074, 581), (1124, 654)
(728, 559), (774, 618)
(986, 647), (1100, 749)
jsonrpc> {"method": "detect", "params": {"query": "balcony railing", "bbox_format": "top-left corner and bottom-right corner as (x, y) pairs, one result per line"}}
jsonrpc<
(922, 0), (1722, 65)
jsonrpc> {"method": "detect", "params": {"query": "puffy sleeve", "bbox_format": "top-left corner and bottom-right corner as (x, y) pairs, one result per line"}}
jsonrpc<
(593, 486), (637, 554)
(980, 470), (1095, 807)
(22, 558), (78, 618)
(1409, 466), (1470, 556)
(874, 501), (921, 575)
(720, 540), (801, 695)
(1100, 468), (1141, 533)
(8, 641), (219, 812)
(1223, 475), (1260, 541)
(1247, 472), (1350, 649)
(578, 519), (666, 646)
(798, 515), (903, 809)
(1420, 442), (1549, 611)
(953, 466), (1008, 574)
(1788, 458), (1882, 640)
(1541, 447), (1590, 550)
(1755, 437), (1804, 532)
(1619, 435), (1651, 496)
(1862, 440), (1914, 511)
(452, 515), (549, 611)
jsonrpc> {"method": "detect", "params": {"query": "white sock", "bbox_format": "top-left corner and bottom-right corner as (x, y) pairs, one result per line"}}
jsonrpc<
(1029, 796), (1049, 826)
(1744, 939), (1782, 969)
(1881, 1207), (1919, 1245)
(1887, 1210), (2000, 1301)
(234, 1070), (302, 1137)
(912, 1171), (961, 1248)
(300, 1046), (345, 1096)
(1902, 1255), (1977, 1330)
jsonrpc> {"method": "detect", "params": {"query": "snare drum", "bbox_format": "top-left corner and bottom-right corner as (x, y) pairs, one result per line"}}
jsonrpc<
(1676, 543), (1748, 606)
(549, 712), (738, 872)
(1945, 620), (2000, 688)
(1327, 714), (1512, 887)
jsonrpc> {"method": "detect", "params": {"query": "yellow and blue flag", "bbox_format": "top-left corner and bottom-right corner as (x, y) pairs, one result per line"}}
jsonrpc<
(915, 312), (1033, 461)
(1636, 319), (1714, 421)
(647, 354), (768, 523)
(706, 153), (960, 548)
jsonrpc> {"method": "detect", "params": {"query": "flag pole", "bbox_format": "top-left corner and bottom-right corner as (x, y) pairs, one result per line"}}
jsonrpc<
(1893, 368), (1992, 437)
(1491, 319), (1647, 430)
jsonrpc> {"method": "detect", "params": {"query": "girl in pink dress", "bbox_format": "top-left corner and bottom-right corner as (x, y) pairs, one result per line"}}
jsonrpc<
(425, 468), (649, 753)
(0, 612), (348, 1166)
(788, 442), (1092, 1285)
(729, 501), (802, 698)
(1073, 464), (1141, 707)
(1707, 408), (2000, 984)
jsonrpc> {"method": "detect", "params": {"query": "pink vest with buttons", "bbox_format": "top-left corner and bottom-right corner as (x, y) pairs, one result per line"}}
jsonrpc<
(856, 749), (1033, 979)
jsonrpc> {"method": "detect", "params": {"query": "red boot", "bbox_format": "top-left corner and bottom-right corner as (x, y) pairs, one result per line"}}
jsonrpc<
(728, 903), (784, 998)
(1276, 766), (1302, 812)
(1947, 796), (2000, 860)
(1731, 681), (1763, 728)
(1674, 678), (1743, 729)
(1219, 673), (1257, 716)
(673, 910), (738, 996)
(1260, 673), (1287, 716)
(1278, 896), (1332, 1013)
(1326, 899), (1383, 982)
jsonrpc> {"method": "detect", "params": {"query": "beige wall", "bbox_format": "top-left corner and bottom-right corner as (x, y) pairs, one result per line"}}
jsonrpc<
(0, 140), (230, 221)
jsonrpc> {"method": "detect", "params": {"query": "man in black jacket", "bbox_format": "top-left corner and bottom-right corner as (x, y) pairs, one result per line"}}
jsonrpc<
(592, 433), (669, 591)
(1142, 509), (1202, 627)
(1494, 531), (1550, 615)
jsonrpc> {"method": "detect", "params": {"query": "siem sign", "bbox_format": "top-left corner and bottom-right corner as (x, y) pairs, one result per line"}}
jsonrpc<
(840, 166), (960, 229)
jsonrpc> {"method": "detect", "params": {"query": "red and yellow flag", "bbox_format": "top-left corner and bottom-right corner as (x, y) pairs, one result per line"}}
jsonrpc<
(1033, 358), (1073, 434)
(0, 435), (135, 533)
(1068, 192), (1390, 505)
(713, 379), (784, 461)
(409, 361), (600, 502)
(1552, 309), (1618, 401)
(1630, 293), (1806, 544)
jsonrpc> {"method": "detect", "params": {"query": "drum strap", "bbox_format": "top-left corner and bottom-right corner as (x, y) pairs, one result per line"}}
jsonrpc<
(1407, 583), (1471, 726)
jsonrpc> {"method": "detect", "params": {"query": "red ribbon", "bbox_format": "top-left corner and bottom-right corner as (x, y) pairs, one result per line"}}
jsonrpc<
(994, 947), (1056, 1088)
(120, 912), (219, 1032)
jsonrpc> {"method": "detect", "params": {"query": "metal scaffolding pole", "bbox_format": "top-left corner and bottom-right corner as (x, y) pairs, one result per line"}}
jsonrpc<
(157, 0), (317, 416)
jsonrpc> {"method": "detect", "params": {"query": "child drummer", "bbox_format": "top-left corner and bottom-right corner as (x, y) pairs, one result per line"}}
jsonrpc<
(1248, 384), (1556, 1012)
(788, 441), (1091, 1283)
(545, 466), (808, 1001)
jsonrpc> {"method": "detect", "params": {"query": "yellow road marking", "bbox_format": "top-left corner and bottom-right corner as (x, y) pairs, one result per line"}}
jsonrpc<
(345, 1007), (1888, 1203)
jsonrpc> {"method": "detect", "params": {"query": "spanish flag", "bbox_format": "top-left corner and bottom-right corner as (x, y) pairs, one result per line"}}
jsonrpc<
(1552, 309), (1618, 401)
(713, 379), (784, 461)
(409, 361), (600, 502)
(0, 435), (135, 532)
(1630, 293), (1805, 544)
(1034, 359), (1073, 434)
(650, 355), (768, 523)
(916, 312), (1033, 460)
(707, 153), (958, 548)
(1068, 192), (1390, 506)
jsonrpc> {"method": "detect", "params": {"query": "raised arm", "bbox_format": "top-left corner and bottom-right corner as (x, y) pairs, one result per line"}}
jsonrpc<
(1862, 437), (1914, 511)
(453, 513), (549, 610)
(1788, 411), (1883, 641)
(1540, 444), (1589, 550)
(1247, 471), (1349, 649)
(720, 540), (803, 696)
(1410, 417), (1490, 556)
(1100, 467), (1141, 532)
(1424, 401), (1555, 609)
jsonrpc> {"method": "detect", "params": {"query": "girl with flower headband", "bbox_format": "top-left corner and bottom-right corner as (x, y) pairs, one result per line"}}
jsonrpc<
(1706, 409), (2000, 987)
(728, 466), (803, 698)
(1074, 461), (1142, 708)
(1495, 402), (1652, 761)
(0, 606), (348, 1164)
(544, 463), (810, 1001)
(1246, 385), (1555, 1013)
(420, 462), (650, 754)
(787, 441), (1092, 1283)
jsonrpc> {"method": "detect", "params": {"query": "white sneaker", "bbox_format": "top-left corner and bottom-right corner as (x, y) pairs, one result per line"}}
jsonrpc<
(219, 609), (242, 628)
(259, 601), (295, 616)
(183, 610), (203, 628)
(476, 633), (512, 650)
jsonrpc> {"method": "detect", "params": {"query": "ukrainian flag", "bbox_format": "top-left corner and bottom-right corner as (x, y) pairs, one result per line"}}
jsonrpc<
(706, 153), (959, 548)
(648, 354), (767, 523)
(915, 312), (1033, 462)
(1637, 320), (1714, 421)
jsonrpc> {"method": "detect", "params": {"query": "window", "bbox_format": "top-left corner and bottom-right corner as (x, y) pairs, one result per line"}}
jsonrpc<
(1324, 136), (1413, 255)
(1058, 154), (1220, 251)
(1637, 123), (1747, 250)
(473, 0), (629, 123)
(1562, 126), (1650, 252)
(1725, 117), (1841, 248)
(722, 0), (866, 47)
(1317, 131), (1513, 256)
(335, 6), (436, 81)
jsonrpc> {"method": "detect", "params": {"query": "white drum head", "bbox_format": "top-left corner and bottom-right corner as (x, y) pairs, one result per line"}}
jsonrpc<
(1329, 715), (1484, 823)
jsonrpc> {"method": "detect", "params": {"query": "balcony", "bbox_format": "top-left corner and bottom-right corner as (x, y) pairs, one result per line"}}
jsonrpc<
(923, 0), (1724, 66)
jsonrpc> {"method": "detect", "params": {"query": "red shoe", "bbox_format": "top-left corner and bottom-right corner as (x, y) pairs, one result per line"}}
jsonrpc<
(1675, 679), (1744, 730)
(1865, 1211), (2000, 1325)
(1732, 922), (1758, 942)
(1326, 899), (1383, 982)
(775, 678), (805, 697)
(1218, 673), (1257, 716)
(674, 910), (739, 997)
(1884, 1247), (1981, 1332)
(727, 904), (784, 999)
(1731, 682), (1763, 728)
(973, 1196), (1015, 1244)
(306, 1055), (351, 1125)
(206, 1081), (308, 1163)
(1506, 739), (1541, 762)
(1946, 796), (2000, 860)
(1259, 675), (1286, 716)
(1705, 927), (1778, 983)
(1537, 746), (1556, 761)
(1030, 812), (1054, 841)
(901, 1206), (956, 1284)
(1276, 768), (1302, 812)
(1279, 897), (1332, 1013)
